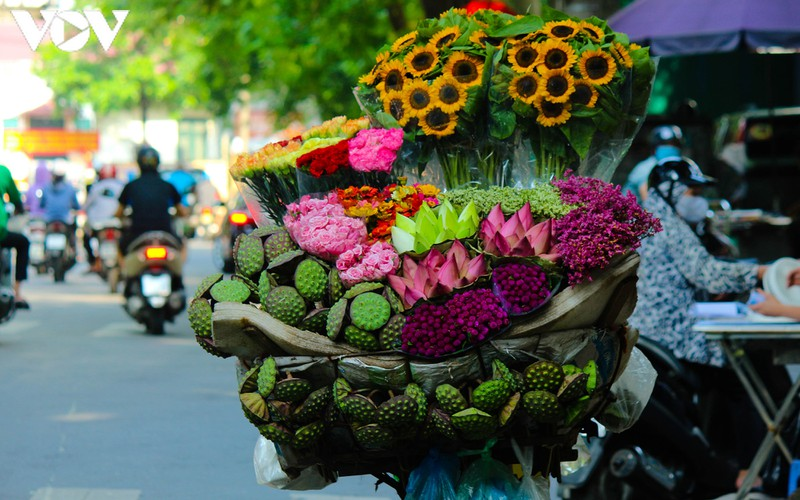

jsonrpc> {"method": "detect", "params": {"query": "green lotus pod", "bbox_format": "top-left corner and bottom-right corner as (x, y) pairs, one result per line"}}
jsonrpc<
(557, 372), (589, 403)
(339, 394), (378, 424)
(209, 279), (251, 303)
(294, 259), (328, 302)
(584, 360), (598, 394)
(258, 423), (293, 445)
(564, 395), (591, 427)
(430, 408), (458, 440)
(251, 224), (282, 239)
(435, 384), (468, 415)
(273, 377), (314, 403)
(376, 395), (418, 428)
(522, 390), (564, 423)
(266, 249), (304, 274)
(194, 273), (223, 299)
(188, 298), (212, 337)
(383, 286), (405, 314)
(499, 392), (521, 427)
(292, 421), (324, 449)
(232, 273), (259, 294)
(353, 424), (393, 449)
(343, 282), (384, 300)
(267, 400), (293, 424)
(264, 286), (306, 326)
(256, 357), (278, 398)
(343, 325), (380, 351)
(524, 360), (565, 393)
(234, 233), (265, 277)
(349, 292), (391, 331)
(333, 377), (353, 409)
(472, 378), (513, 413)
(326, 298), (348, 340)
(391, 200), (479, 254)
(451, 407), (497, 436)
(240, 392), (269, 423)
(328, 268), (345, 305)
(378, 314), (405, 350)
(293, 386), (332, 425)
(257, 270), (277, 307)
(491, 359), (523, 392)
(324, 401), (342, 426)
(239, 364), (261, 394)
(404, 383), (428, 424)
(299, 308), (329, 334)
(264, 229), (298, 261)
(195, 335), (231, 359)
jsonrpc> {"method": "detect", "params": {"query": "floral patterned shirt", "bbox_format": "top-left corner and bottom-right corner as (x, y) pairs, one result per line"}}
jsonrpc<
(629, 189), (758, 366)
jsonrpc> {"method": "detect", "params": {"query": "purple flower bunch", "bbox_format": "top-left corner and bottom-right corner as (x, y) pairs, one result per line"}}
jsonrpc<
(552, 174), (662, 285)
(400, 288), (509, 358)
(491, 262), (551, 315)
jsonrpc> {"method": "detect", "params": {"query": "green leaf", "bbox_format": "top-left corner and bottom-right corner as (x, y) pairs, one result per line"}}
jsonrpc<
(488, 16), (544, 38)
(563, 118), (596, 160)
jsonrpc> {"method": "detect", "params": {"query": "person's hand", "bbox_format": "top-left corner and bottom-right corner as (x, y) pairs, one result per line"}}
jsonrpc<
(788, 267), (800, 287)
(756, 265), (769, 281)
(749, 288), (788, 317)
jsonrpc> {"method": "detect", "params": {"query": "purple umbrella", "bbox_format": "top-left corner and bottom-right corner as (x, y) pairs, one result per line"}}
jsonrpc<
(608, 0), (800, 56)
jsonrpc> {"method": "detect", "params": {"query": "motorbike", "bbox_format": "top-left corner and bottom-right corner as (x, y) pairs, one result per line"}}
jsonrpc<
(90, 219), (122, 293)
(121, 230), (186, 335)
(0, 247), (16, 325)
(26, 217), (48, 275)
(559, 336), (794, 500)
(44, 220), (76, 282)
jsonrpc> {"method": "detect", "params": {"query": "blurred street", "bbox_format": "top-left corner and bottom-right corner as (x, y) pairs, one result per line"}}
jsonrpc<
(0, 239), (394, 500)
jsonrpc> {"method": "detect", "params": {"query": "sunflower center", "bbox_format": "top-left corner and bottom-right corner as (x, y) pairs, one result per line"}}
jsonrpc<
(546, 75), (569, 97)
(453, 60), (479, 83)
(439, 84), (460, 105)
(572, 84), (592, 105)
(385, 70), (403, 91)
(424, 108), (451, 131)
(544, 49), (568, 69)
(410, 89), (432, 110)
(516, 76), (538, 98)
(551, 25), (575, 38)
(411, 52), (435, 72)
(541, 100), (564, 118)
(515, 47), (538, 68)
(436, 34), (456, 48)
(389, 99), (405, 120)
(586, 56), (610, 79)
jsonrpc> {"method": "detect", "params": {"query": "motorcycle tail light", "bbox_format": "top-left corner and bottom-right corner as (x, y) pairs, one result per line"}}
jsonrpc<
(145, 246), (168, 260)
(229, 212), (250, 225)
(103, 229), (117, 239)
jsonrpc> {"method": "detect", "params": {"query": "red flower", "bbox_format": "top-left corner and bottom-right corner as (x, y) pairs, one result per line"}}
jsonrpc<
(465, 1), (515, 15)
(296, 140), (350, 178)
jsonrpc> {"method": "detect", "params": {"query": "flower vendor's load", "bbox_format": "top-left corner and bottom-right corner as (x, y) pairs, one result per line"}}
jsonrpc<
(195, 5), (660, 496)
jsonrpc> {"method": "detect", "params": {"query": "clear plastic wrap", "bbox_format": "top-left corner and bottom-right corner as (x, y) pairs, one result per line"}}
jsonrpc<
(253, 436), (337, 490)
(595, 346), (657, 432)
(512, 439), (551, 500)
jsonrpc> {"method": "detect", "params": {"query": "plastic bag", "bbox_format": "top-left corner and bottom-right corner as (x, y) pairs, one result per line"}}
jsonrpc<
(596, 346), (657, 432)
(456, 443), (520, 500)
(253, 436), (336, 490)
(512, 439), (550, 500)
(406, 448), (460, 500)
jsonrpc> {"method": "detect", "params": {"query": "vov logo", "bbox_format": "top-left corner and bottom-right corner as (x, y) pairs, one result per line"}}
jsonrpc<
(12, 9), (129, 52)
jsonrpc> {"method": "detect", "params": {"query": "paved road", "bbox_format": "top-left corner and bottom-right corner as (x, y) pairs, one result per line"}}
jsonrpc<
(0, 239), (394, 500)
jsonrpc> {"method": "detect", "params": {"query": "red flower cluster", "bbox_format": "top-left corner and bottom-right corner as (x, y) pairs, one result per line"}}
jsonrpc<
(465, 1), (515, 15)
(296, 140), (350, 178)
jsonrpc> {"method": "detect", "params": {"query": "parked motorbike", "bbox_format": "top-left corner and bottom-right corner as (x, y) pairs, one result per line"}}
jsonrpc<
(26, 217), (48, 275)
(90, 219), (122, 292)
(559, 336), (793, 499)
(121, 231), (186, 335)
(44, 220), (76, 282)
(0, 247), (16, 325)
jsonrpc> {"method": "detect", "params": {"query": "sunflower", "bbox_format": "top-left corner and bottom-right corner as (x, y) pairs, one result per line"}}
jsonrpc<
(534, 95), (572, 127)
(630, 43), (642, 51)
(431, 75), (468, 113)
(578, 49), (617, 85)
(359, 67), (379, 86)
(444, 53), (484, 86)
(570, 79), (599, 108)
(377, 59), (408, 93)
(538, 68), (575, 103)
(420, 107), (457, 137)
(404, 44), (440, 77)
(538, 38), (577, 71)
(401, 79), (434, 117)
(611, 42), (633, 69)
(391, 31), (418, 53)
(508, 42), (540, 72)
(441, 8), (467, 17)
(578, 21), (605, 41)
(470, 29), (502, 48)
(542, 20), (581, 40)
(382, 90), (412, 126)
(430, 26), (461, 49)
(508, 73), (540, 104)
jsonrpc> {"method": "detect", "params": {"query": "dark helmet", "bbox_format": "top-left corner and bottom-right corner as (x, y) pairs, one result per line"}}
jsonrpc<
(649, 156), (716, 205)
(649, 125), (683, 147)
(136, 146), (160, 171)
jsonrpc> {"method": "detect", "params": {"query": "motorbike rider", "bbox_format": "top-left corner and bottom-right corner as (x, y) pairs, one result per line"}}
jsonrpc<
(83, 164), (124, 273)
(39, 164), (80, 260)
(116, 146), (188, 289)
(0, 162), (30, 309)
(623, 124), (684, 202)
(629, 156), (790, 492)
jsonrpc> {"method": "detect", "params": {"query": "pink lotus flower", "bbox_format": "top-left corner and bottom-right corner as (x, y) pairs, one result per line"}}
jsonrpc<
(388, 239), (487, 308)
(479, 203), (560, 261)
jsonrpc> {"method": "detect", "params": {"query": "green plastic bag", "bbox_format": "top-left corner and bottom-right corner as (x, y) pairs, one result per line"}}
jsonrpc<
(456, 440), (520, 500)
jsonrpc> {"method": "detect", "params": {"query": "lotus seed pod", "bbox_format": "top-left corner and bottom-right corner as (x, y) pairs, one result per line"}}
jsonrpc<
(472, 378), (513, 413)
(267, 400), (293, 424)
(524, 360), (565, 393)
(292, 421), (324, 449)
(557, 372), (589, 403)
(188, 298), (212, 337)
(251, 224), (282, 239)
(333, 377), (353, 409)
(349, 292), (391, 331)
(522, 390), (564, 423)
(232, 274), (259, 303)
(328, 269), (345, 305)
(257, 270), (276, 307)
(404, 383), (428, 424)
(378, 314), (405, 350)
(294, 259), (328, 302)
(344, 282), (384, 300)
(240, 392), (269, 423)
(451, 407), (497, 436)
(353, 424), (393, 449)
(499, 392), (521, 427)
(343, 325), (380, 351)
(234, 233), (265, 277)
(266, 249), (305, 285)
(194, 273), (223, 299)
(256, 357), (278, 398)
(195, 335), (231, 359)
(264, 229), (298, 261)
(431, 408), (458, 440)
(258, 423), (293, 445)
(435, 384), (468, 415)
(383, 286), (405, 314)
(326, 298), (348, 340)
(376, 395), (419, 428)
(339, 394), (378, 424)
(293, 386), (332, 425)
(274, 378), (313, 403)
(209, 279), (251, 303)
(299, 308), (329, 334)
(264, 286), (306, 326)
(239, 364), (260, 394)
(492, 359), (524, 392)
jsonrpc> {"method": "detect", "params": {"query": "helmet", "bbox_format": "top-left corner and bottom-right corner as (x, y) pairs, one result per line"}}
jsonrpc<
(98, 164), (117, 180)
(649, 125), (683, 147)
(136, 146), (160, 171)
(649, 156), (716, 207)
